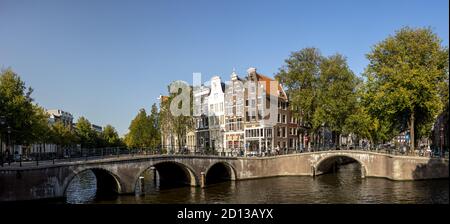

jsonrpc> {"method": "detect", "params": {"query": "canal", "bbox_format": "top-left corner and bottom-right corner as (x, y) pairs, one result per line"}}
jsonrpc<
(65, 163), (449, 204)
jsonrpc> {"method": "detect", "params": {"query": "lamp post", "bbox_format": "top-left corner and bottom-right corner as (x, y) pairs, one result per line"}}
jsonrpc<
(7, 125), (11, 166)
(0, 116), (5, 167)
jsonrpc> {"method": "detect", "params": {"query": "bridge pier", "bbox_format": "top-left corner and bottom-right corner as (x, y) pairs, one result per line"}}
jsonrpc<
(200, 172), (206, 188)
(311, 166), (316, 177)
(150, 166), (156, 185)
(361, 165), (366, 178)
(138, 176), (145, 196)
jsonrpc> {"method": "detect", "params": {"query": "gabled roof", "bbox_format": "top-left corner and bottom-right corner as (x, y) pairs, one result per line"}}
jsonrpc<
(251, 72), (288, 101)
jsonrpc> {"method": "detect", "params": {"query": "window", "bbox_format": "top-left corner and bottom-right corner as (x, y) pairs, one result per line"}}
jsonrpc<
(282, 115), (286, 123)
(278, 114), (281, 122)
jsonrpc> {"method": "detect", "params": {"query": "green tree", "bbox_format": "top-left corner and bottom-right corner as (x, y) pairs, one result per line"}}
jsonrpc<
(0, 68), (38, 150)
(364, 27), (449, 153)
(75, 117), (97, 148)
(315, 54), (359, 146)
(149, 104), (161, 148)
(102, 124), (120, 147)
(276, 48), (359, 148)
(29, 105), (52, 154)
(51, 121), (77, 154)
(126, 109), (153, 148)
(159, 83), (194, 151)
(343, 104), (395, 147)
(275, 48), (323, 149)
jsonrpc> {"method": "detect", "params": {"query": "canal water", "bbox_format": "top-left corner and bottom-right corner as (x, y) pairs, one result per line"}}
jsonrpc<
(65, 163), (449, 204)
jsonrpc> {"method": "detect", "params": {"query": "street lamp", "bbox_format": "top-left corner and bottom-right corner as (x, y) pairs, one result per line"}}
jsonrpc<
(0, 116), (5, 166)
(7, 125), (11, 165)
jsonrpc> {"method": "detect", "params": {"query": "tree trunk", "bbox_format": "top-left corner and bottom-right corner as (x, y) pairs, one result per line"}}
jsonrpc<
(338, 134), (342, 148)
(307, 131), (311, 151)
(409, 112), (415, 154)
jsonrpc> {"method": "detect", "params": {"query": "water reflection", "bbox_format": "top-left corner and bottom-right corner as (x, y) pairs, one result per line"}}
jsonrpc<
(65, 170), (97, 204)
(65, 163), (449, 204)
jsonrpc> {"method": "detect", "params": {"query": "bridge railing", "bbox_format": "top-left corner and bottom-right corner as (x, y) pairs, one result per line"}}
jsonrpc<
(0, 144), (447, 168)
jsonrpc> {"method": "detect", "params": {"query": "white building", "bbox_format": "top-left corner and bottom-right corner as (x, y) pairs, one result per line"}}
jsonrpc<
(47, 109), (74, 127)
(193, 85), (211, 151)
(29, 109), (74, 158)
(208, 76), (226, 153)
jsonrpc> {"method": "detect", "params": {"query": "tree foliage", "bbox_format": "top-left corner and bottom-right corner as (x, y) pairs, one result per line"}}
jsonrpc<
(0, 68), (47, 147)
(364, 27), (449, 151)
(75, 116), (97, 148)
(159, 84), (194, 150)
(125, 104), (161, 149)
(275, 48), (359, 146)
(316, 54), (359, 138)
(275, 48), (322, 132)
(102, 124), (121, 147)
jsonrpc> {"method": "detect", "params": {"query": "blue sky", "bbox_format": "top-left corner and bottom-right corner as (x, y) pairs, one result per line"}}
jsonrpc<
(0, 0), (448, 136)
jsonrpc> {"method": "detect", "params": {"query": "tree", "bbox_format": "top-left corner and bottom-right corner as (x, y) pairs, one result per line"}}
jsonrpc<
(159, 83), (194, 151)
(126, 109), (153, 148)
(0, 68), (38, 151)
(148, 104), (161, 149)
(51, 121), (77, 154)
(364, 27), (449, 153)
(102, 124), (121, 147)
(315, 54), (359, 146)
(75, 117), (97, 148)
(29, 105), (52, 155)
(275, 48), (323, 149)
(275, 48), (359, 148)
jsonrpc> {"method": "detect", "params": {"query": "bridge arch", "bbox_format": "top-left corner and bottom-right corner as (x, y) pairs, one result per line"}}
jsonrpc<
(314, 154), (367, 178)
(63, 167), (123, 201)
(134, 161), (198, 192)
(204, 162), (237, 186)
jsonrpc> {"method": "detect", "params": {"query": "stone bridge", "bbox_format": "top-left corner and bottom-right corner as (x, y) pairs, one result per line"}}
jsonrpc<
(0, 150), (448, 201)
